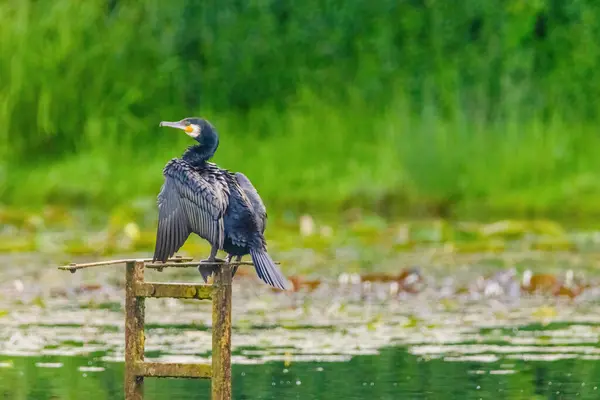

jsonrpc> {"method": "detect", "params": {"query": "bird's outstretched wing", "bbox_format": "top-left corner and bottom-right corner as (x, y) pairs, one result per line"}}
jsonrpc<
(153, 161), (229, 262)
(234, 172), (267, 232)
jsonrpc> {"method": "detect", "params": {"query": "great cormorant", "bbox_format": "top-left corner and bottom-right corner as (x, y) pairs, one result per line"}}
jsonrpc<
(152, 117), (288, 290)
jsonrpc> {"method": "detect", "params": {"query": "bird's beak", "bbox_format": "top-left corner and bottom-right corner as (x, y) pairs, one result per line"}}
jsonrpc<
(159, 121), (185, 130)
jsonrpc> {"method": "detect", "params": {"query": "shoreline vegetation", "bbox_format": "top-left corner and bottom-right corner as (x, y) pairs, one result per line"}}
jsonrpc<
(3, 108), (600, 224)
(2, 2), (600, 224)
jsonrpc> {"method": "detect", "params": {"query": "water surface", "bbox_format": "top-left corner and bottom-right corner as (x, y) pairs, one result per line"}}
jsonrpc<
(3, 222), (600, 400)
(2, 344), (600, 399)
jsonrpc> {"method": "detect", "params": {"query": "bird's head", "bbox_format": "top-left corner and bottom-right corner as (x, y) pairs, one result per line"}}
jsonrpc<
(160, 117), (220, 162)
(159, 117), (215, 140)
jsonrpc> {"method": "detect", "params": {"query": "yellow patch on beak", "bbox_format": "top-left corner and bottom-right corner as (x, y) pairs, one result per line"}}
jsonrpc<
(184, 125), (194, 133)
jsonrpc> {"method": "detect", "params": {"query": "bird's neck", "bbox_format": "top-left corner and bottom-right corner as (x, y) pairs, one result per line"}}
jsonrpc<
(182, 144), (213, 167)
(182, 142), (217, 167)
(181, 130), (220, 168)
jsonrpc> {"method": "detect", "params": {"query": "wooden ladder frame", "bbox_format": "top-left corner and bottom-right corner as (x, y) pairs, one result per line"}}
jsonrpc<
(59, 256), (242, 400)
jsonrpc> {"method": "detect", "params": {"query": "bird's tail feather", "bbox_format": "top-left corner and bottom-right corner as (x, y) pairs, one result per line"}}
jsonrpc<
(249, 249), (288, 290)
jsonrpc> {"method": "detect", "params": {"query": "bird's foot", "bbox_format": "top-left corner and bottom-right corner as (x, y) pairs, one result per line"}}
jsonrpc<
(197, 257), (226, 283)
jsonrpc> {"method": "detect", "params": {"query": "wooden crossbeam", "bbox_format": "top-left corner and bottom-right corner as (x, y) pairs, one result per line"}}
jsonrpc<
(134, 362), (212, 379)
(58, 256), (193, 272)
(135, 282), (212, 299)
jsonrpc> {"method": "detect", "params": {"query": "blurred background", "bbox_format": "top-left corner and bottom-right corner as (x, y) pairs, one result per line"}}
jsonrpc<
(3, 1), (600, 399)
(3, 0), (600, 218)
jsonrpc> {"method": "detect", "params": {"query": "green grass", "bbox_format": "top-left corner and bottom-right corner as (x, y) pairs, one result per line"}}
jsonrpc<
(4, 91), (600, 221)
(2, 1), (600, 221)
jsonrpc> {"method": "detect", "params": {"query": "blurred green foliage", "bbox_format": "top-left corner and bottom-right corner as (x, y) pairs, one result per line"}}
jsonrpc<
(1, 0), (600, 217)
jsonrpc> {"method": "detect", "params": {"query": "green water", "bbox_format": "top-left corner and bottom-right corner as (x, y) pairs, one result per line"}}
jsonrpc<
(1, 346), (599, 400)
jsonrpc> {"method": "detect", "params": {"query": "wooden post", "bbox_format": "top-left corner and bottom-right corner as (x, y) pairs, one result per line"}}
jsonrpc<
(211, 264), (233, 400)
(125, 260), (145, 400)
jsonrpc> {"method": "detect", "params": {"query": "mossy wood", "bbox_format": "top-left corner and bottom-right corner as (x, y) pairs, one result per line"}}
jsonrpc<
(58, 257), (235, 400)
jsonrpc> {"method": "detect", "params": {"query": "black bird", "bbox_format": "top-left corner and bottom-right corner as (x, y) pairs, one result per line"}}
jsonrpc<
(152, 117), (288, 290)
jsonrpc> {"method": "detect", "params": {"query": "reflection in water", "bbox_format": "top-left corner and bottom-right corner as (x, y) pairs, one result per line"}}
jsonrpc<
(1, 347), (600, 399)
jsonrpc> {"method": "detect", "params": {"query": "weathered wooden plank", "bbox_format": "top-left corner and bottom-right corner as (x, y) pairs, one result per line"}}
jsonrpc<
(211, 264), (233, 400)
(125, 261), (146, 400)
(135, 282), (212, 299)
(59, 258), (279, 272)
(58, 256), (192, 272)
(134, 362), (212, 379)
